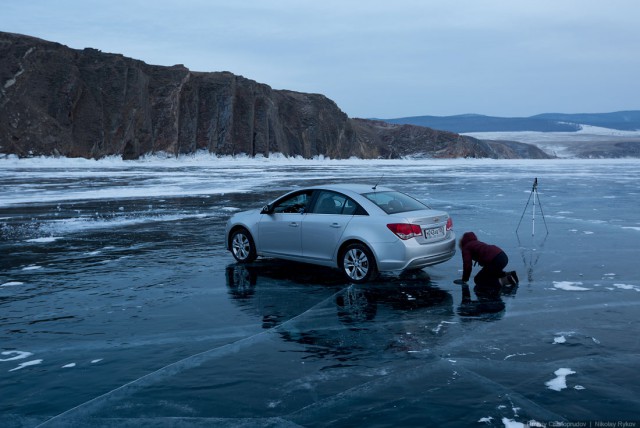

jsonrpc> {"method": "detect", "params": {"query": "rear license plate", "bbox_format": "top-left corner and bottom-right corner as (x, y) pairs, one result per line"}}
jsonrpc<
(424, 226), (444, 241)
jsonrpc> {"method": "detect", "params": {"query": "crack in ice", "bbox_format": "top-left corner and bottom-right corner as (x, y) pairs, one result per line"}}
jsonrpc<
(35, 288), (345, 427)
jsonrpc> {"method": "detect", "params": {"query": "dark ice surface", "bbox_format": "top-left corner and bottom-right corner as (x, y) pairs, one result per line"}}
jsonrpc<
(1, 157), (639, 427)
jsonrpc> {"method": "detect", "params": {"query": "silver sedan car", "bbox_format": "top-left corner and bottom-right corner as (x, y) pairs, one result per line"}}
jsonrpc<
(225, 184), (456, 283)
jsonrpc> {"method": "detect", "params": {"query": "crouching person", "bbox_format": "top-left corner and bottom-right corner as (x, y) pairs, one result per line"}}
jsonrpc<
(453, 231), (518, 297)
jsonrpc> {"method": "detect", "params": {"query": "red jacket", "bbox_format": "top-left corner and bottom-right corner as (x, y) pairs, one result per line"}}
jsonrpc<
(460, 232), (503, 281)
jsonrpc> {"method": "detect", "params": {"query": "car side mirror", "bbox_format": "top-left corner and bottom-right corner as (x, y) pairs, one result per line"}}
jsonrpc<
(260, 204), (273, 214)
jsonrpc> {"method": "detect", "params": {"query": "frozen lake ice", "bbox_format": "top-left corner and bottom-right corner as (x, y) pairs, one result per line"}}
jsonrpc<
(1, 155), (639, 427)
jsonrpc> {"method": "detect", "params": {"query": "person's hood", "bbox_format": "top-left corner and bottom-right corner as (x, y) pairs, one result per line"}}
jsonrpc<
(460, 231), (478, 248)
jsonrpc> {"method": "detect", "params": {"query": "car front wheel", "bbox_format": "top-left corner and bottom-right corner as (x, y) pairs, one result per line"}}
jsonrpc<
(230, 228), (257, 263)
(340, 243), (377, 284)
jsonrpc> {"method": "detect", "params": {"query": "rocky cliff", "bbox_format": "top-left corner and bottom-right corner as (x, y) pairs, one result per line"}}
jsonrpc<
(0, 32), (550, 160)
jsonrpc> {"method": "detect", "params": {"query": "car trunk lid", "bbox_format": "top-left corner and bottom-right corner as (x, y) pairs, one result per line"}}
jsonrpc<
(388, 209), (452, 244)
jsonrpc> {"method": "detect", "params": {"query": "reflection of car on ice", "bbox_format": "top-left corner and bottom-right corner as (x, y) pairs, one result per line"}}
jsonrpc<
(225, 262), (454, 326)
(225, 261), (516, 361)
(334, 277), (453, 324)
(225, 261), (346, 328)
(225, 262), (456, 358)
(225, 184), (456, 284)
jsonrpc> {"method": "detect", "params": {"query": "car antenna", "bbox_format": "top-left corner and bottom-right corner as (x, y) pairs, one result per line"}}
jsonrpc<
(372, 174), (384, 191)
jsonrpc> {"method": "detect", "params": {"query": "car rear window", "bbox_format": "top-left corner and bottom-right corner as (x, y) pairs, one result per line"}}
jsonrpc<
(363, 191), (430, 214)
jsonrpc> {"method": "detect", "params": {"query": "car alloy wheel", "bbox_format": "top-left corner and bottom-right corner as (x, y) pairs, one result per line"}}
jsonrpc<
(341, 243), (377, 283)
(231, 229), (257, 263)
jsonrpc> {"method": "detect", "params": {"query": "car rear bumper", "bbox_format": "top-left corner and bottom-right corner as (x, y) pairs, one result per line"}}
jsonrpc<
(374, 232), (456, 272)
(402, 248), (457, 269)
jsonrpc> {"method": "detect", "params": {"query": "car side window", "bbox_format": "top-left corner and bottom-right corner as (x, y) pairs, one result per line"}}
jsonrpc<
(272, 191), (312, 214)
(343, 198), (368, 215)
(311, 191), (367, 215)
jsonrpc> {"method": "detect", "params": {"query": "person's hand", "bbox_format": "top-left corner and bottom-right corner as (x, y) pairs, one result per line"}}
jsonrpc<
(453, 279), (467, 285)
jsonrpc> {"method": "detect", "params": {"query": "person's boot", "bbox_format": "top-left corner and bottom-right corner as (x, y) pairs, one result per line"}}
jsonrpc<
(509, 271), (519, 285)
(499, 275), (512, 287)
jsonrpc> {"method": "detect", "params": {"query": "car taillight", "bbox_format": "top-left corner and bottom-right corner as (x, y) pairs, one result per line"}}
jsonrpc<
(387, 223), (422, 240)
(446, 217), (453, 231)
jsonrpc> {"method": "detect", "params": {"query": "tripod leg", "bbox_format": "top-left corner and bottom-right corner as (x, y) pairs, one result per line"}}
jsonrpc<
(516, 191), (534, 233)
(532, 189), (536, 236)
(535, 189), (550, 235)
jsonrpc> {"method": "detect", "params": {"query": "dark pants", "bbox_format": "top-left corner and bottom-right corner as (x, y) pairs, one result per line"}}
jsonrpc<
(474, 251), (508, 297)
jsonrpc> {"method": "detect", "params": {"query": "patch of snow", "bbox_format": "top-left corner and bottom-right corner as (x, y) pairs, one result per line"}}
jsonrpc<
(25, 237), (61, 243)
(504, 353), (533, 360)
(9, 359), (43, 372)
(267, 400), (281, 408)
(35, 213), (211, 236)
(553, 281), (590, 291)
(501, 418), (525, 428)
(1, 281), (24, 287)
(613, 283), (640, 291)
(0, 350), (33, 361)
(545, 368), (576, 391)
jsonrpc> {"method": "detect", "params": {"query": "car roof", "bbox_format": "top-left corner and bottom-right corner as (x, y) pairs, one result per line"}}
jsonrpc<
(306, 183), (394, 195)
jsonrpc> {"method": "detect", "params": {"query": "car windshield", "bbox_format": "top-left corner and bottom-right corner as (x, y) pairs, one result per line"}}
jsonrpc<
(362, 191), (430, 214)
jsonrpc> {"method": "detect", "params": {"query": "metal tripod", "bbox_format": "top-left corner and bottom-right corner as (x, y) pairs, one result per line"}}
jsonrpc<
(516, 178), (549, 236)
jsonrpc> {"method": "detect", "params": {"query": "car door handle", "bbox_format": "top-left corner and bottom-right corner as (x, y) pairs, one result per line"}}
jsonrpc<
(289, 222), (299, 227)
(330, 223), (342, 228)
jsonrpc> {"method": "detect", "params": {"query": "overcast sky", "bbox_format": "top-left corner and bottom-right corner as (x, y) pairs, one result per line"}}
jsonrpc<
(2, 0), (639, 118)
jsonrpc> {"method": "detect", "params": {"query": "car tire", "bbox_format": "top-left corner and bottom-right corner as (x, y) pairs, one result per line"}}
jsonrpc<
(340, 243), (377, 284)
(230, 228), (257, 263)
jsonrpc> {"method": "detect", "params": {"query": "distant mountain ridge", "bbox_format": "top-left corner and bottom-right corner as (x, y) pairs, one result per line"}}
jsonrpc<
(382, 111), (640, 133)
